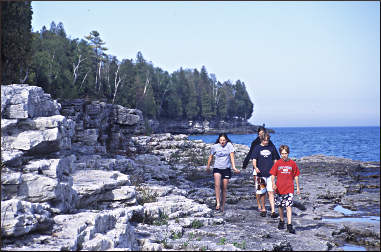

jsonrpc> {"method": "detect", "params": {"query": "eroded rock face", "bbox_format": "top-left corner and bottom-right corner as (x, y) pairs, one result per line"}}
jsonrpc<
(1, 84), (60, 119)
(1, 84), (379, 251)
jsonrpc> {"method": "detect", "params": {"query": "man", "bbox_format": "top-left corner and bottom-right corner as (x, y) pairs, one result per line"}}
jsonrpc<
(251, 133), (279, 218)
(243, 127), (280, 211)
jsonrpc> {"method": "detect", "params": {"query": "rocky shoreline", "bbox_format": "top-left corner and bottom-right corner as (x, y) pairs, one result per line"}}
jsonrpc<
(1, 84), (379, 251)
(147, 119), (271, 135)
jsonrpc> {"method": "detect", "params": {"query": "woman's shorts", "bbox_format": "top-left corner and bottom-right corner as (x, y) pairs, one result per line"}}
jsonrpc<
(213, 168), (232, 179)
(275, 193), (294, 207)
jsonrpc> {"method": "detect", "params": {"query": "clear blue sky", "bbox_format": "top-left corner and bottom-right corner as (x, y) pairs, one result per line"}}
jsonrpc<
(31, 1), (380, 127)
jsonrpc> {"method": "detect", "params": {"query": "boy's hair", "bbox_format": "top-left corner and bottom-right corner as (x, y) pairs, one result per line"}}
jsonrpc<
(279, 145), (290, 154)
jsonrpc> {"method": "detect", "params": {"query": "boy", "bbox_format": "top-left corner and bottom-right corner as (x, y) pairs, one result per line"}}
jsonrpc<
(252, 133), (279, 218)
(270, 145), (300, 234)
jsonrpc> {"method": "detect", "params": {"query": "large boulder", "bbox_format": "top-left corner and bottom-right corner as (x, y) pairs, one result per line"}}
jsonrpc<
(1, 84), (60, 119)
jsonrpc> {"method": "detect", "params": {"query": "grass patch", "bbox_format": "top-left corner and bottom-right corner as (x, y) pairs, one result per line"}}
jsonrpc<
(217, 237), (227, 245)
(153, 211), (169, 226)
(191, 219), (204, 229)
(135, 185), (158, 204)
(233, 240), (246, 249)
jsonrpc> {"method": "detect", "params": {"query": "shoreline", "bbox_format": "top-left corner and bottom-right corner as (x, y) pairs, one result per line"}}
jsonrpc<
(1, 85), (379, 251)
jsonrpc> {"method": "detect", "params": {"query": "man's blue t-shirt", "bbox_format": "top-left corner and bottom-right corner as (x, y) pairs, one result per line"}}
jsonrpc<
(251, 144), (277, 177)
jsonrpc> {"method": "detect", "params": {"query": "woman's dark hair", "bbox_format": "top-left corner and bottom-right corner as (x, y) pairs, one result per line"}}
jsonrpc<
(215, 133), (232, 144)
(257, 126), (266, 134)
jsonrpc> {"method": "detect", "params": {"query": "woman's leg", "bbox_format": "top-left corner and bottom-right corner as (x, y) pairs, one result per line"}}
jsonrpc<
(221, 178), (229, 212)
(214, 172), (222, 209)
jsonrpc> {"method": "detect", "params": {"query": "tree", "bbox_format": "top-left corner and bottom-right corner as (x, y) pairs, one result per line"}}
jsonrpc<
(199, 66), (215, 119)
(85, 30), (108, 95)
(234, 80), (253, 119)
(1, 0), (33, 85)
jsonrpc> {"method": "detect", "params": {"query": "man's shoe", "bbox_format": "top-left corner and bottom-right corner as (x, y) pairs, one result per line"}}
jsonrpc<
(260, 211), (267, 217)
(278, 220), (285, 229)
(270, 212), (279, 218)
(287, 224), (296, 234)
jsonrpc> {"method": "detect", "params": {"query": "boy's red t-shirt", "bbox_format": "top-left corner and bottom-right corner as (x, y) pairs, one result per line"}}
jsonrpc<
(270, 158), (300, 194)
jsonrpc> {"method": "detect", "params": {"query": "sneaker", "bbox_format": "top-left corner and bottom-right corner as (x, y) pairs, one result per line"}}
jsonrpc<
(260, 211), (267, 217)
(271, 212), (279, 218)
(278, 220), (285, 229)
(287, 224), (296, 234)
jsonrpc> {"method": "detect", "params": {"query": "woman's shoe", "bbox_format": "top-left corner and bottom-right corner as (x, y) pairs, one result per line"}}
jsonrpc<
(260, 211), (267, 217)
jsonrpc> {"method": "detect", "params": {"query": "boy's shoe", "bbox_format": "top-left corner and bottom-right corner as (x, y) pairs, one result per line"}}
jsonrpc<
(278, 220), (285, 229)
(260, 211), (267, 217)
(270, 212), (279, 218)
(287, 224), (296, 234)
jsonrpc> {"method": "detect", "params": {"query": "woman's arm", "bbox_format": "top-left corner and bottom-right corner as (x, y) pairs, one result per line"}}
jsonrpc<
(206, 154), (213, 172)
(230, 152), (240, 173)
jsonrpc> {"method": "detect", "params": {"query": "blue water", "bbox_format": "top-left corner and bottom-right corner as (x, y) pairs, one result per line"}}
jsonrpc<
(188, 126), (380, 162)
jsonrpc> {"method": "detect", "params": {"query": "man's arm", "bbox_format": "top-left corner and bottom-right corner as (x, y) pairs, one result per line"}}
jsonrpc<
(270, 140), (280, 160)
(242, 139), (258, 169)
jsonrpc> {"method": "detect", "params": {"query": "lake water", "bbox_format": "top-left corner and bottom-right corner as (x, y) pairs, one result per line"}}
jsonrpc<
(188, 126), (380, 162)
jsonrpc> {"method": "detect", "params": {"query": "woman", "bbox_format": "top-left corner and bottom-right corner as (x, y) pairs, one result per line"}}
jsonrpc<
(206, 133), (240, 212)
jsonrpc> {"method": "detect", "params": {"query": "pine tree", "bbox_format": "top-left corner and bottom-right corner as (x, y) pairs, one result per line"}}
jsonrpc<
(1, 0), (33, 85)
(85, 30), (108, 96)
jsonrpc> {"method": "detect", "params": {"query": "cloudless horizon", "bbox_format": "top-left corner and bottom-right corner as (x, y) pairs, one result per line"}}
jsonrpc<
(31, 1), (380, 127)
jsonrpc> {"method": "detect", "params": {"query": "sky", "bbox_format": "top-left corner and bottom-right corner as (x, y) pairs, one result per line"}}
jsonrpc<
(31, 1), (380, 127)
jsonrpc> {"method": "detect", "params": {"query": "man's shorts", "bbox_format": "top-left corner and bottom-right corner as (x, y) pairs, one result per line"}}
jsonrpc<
(255, 176), (273, 194)
(275, 193), (294, 207)
(213, 168), (232, 179)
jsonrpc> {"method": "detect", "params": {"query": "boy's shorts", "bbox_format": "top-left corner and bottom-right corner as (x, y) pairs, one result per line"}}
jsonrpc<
(275, 193), (294, 207)
(213, 168), (232, 179)
(255, 176), (273, 194)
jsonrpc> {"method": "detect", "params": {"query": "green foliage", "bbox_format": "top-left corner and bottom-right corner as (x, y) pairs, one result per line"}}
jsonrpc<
(16, 19), (254, 121)
(217, 237), (227, 245)
(191, 219), (204, 229)
(233, 240), (246, 249)
(170, 231), (182, 239)
(135, 185), (158, 204)
(153, 211), (169, 226)
(1, 1), (33, 85)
